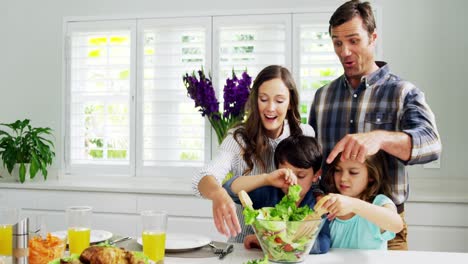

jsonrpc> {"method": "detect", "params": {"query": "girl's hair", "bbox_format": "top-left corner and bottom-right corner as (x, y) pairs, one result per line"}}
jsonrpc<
(274, 135), (322, 173)
(324, 151), (392, 202)
(234, 65), (302, 175)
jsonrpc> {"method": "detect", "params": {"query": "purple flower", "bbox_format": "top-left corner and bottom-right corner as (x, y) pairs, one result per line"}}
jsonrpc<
(223, 71), (251, 118)
(183, 67), (251, 144)
(183, 69), (220, 120)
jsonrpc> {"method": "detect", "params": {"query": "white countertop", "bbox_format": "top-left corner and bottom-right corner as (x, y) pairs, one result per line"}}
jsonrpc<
(164, 245), (468, 264)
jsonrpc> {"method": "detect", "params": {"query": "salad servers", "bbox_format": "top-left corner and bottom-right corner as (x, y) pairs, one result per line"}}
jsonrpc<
(292, 195), (332, 241)
(238, 190), (253, 209)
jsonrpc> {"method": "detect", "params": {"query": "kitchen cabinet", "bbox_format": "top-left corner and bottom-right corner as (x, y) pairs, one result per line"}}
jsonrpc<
(1, 178), (467, 252)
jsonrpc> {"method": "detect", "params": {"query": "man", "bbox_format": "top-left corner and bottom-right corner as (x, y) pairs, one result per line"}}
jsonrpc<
(309, 0), (441, 250)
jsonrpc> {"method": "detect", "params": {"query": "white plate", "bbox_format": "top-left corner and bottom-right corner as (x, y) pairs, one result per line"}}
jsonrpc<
(51, 230), (113, 244)
(137, 233), (211, 252)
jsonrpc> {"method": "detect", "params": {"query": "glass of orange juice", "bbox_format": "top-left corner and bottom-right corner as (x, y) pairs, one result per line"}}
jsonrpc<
(141, 210), (167, 264)
(0, 207), (19, 257)
(66, 206), (92, 255)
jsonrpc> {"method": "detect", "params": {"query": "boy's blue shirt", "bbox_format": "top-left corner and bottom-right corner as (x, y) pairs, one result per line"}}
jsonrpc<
(224, 180), (331, 254)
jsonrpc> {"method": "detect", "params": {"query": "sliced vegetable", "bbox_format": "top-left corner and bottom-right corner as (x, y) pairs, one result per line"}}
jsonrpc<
(244, 254), (269, 264)
(243, 185), (323, 262)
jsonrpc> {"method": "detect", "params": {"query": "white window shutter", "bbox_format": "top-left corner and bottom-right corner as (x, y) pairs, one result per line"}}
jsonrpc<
(137, 17), (211, 178)
(213, 14), (291, 100)
(293, 13), (343, 123)
(65, 20), (136, 176)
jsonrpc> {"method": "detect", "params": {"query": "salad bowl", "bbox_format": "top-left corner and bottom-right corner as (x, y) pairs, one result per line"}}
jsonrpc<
(239, 187), (331, 263)
(252, 214), (325, 263)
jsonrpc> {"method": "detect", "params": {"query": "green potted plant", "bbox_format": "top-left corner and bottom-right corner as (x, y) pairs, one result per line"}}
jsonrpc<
(0, 119), (55, 183)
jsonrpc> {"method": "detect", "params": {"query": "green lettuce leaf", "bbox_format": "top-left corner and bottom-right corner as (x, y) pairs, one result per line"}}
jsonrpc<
(242, 185), (314, 223)
(244, 254), (269, 264)
(243, 206), (259, 225)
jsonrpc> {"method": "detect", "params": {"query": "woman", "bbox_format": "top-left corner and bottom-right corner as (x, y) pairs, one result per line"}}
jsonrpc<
(192, 65), (316, 242)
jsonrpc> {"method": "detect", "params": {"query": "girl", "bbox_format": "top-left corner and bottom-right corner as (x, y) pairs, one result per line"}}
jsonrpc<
(192, 65), (316, 242)
(320, 151), (404, 250)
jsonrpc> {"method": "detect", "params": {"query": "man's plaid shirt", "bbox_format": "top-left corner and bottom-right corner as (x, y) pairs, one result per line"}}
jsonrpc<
(309, 61), (441, 205)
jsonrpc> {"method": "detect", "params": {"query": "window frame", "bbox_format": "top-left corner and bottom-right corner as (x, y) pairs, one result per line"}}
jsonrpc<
(64, 20), (137, 177)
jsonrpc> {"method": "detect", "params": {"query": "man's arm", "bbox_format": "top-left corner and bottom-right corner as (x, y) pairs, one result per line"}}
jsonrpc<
(399, 86), (441, 165)
(327, 85), (441, 165)
(326, 130), (411, 164)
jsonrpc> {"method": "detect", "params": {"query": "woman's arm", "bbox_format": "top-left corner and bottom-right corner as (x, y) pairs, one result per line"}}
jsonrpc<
(198, 175), (241, 237)
(193, 133), (244, 237)
(323, 193), (403, 233)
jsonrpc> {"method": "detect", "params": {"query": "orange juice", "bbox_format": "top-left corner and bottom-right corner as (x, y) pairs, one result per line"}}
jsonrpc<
(0, 225), (13, 255)
(142, 231), (166, 262)
(68, 228), (91, 255)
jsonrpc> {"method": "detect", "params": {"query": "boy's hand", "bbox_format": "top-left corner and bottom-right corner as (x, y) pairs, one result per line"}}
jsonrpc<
(266, 168), (297, 188)
(244, 234), (261, 249)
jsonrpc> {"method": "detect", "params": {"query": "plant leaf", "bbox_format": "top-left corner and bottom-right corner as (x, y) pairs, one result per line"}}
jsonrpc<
(30, 156), (39, 178)
(19, 163), (26, 183)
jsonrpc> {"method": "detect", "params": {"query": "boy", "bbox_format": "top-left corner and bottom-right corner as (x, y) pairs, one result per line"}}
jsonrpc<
(223, 135), (330, 254)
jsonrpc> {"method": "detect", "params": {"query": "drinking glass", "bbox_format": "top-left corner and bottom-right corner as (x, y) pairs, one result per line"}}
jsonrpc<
(141, 210), (167, 264)
(66, 206), (92, 255)
(0, 207), (19, 256)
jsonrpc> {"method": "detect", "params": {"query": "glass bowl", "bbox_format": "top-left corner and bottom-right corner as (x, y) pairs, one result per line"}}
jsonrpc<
(252, 217), (325, 263)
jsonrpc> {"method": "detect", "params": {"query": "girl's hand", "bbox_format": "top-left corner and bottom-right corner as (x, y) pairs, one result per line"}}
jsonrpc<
(244, 234), (261, 249)
(266, 168), (297, 188)
(212, 188), (241, 237)
(321, 193), (355, 220)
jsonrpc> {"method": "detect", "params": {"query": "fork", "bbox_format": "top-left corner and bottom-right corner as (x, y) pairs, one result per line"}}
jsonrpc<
(109, 236), (132, 245)
(208, 242), (224, 255)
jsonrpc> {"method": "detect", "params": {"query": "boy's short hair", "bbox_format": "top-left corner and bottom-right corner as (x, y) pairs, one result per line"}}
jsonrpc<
(274, 135), (322, 172)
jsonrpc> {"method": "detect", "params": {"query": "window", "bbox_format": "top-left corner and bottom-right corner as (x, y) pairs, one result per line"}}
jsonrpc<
(65, 20), (136, 176)
(293, 13), (343, 124)
(137, 17), (211, 177)
(213, 14), (291, 90)
(64, 11), (378, 178)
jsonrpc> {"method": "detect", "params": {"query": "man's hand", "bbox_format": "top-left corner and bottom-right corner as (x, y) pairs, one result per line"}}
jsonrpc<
(326, 131), (384, 164)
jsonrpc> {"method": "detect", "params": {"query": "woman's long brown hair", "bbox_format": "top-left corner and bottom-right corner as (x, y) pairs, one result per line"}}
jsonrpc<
(233, 65), (302, 175)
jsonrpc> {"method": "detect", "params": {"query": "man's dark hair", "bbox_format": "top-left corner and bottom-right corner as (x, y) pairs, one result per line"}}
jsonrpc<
(329, 0), (376, 36)
(274, 135), (322, 173)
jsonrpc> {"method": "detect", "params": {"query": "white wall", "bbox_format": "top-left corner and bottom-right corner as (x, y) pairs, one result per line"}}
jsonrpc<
(1, 0), (467, 191)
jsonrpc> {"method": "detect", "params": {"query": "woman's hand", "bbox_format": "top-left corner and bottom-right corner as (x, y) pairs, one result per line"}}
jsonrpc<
(243, 234), (261, 249)
(212, 187), (242, 237)
(266, 168), (297, 188)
